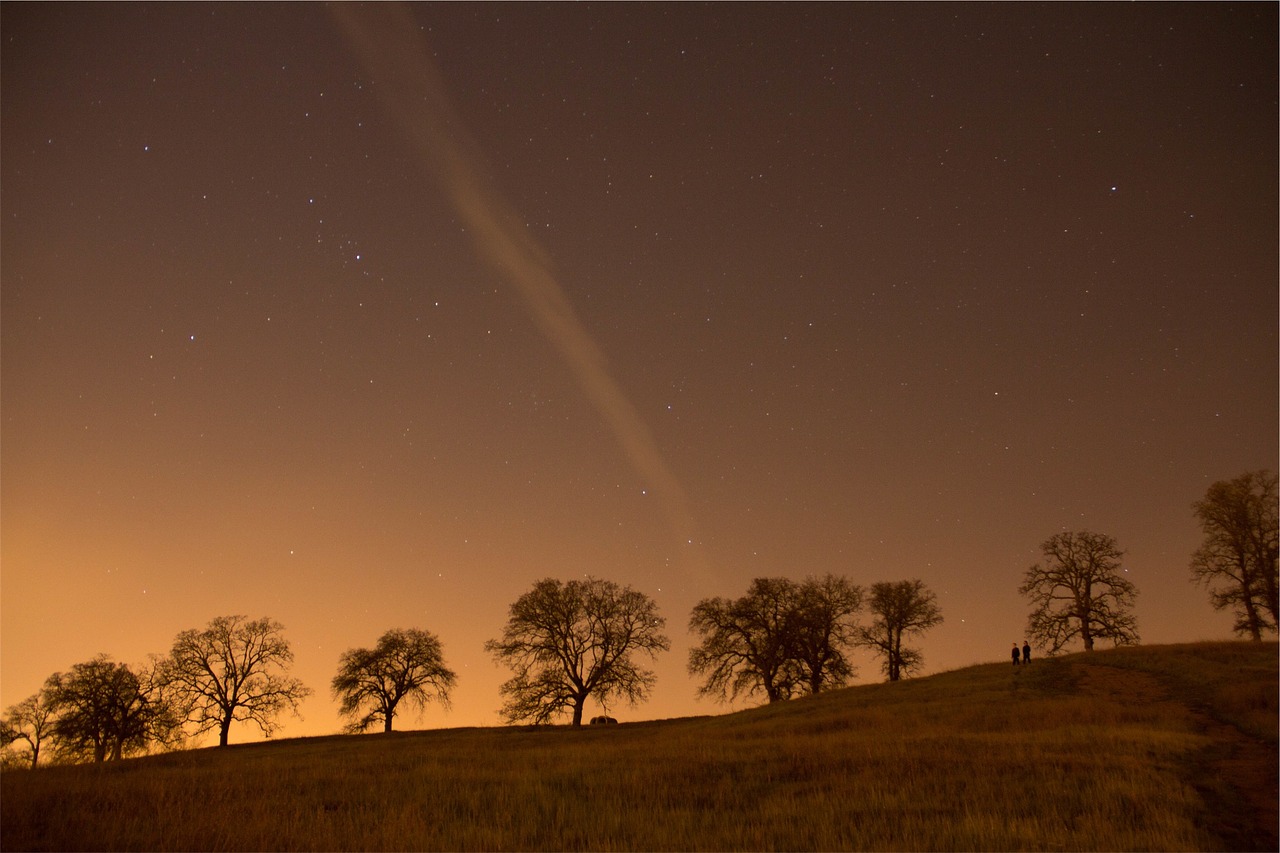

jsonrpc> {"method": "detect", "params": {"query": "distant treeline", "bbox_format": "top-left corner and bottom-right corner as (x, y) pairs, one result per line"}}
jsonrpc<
(3, 470), (1273, 768)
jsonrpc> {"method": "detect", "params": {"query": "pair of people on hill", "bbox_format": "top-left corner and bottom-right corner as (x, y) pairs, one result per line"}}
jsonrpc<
(1012, 641), (1031, 665)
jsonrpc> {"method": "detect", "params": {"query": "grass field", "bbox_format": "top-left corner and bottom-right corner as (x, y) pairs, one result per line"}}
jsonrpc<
(2, 640), (1275, 851)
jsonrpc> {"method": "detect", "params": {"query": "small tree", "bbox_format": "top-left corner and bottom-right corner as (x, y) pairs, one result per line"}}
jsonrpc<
(165, 615), (312, 746)
(857, 579), (943, 681)
(1190, 470), (1278, 640)
(1021, 530), (1139, 653)
(688, 577), (804, 704)
(485, 577), (669, 726)
(1, 692), (56, 769)
(333, 628), (457, 733)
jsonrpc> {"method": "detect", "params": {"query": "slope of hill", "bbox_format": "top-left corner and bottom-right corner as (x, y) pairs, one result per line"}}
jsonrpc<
(2, 640), (1275, 851)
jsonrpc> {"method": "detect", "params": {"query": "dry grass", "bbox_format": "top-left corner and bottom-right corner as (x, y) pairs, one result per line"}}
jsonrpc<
(2, 640), (1274, 851)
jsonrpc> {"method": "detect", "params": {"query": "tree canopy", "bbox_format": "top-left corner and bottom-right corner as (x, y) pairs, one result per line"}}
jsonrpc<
(1, 692), (56, 769)
(485, 577), (669, 726)
(1020, 531), (1139, 653)
(688, 575), (865, 703)
(164, 615), (312, 746)
(332, 628), (457, 733)
(1190, 470), (1278, 640)
(857, 579), (943, 681)
(793, 574), (865, 693)
(43, 655), (182, 763)
(688, 577), (804, 704)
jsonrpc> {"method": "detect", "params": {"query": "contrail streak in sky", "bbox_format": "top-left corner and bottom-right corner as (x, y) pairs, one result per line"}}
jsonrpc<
(333, 4), (707, 579)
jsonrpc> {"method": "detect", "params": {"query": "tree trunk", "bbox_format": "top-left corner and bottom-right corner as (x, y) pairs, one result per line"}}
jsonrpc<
(1260, 562), (1279, 627)
(571, 698), (585, 727)
(219, 715), (232, 746)
(1244, 593), (1263, 640)
(384, 715), (394, 733)
(1241, 575), (1263, 640)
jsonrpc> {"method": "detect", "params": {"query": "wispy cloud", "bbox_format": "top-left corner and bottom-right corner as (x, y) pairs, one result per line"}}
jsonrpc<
(333, 4), (706, 578)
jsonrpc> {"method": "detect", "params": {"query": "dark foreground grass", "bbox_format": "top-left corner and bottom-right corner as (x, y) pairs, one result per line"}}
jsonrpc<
(2, 641), (1275, 851)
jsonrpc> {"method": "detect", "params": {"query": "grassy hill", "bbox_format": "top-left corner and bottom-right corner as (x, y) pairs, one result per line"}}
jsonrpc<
(2, 640), (1275, 851)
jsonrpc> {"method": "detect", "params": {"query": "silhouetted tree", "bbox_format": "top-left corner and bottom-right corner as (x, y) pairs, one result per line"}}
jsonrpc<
(44, 655), (182, 763)
(688, 577), (804, 704)
(485, 577), (669, 726)
(45, 657), (130, 764)
(793, 574), (865, 693)
(1190, 470), (1278, 640)
(1, 692), (56, 769)
(164, 615), (311, 746)
(1021, 531), (1138, 653)
(857, 579), (943, 681)
(689, 575), (865, 703)
(332, 628), (457, 733)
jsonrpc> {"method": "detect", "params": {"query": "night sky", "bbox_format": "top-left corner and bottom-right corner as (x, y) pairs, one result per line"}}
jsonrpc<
(3, 3), (1276, 740)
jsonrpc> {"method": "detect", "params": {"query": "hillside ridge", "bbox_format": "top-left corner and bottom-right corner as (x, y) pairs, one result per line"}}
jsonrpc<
(1063, 646), (1278, 852)
(3, 640), (1276, 852)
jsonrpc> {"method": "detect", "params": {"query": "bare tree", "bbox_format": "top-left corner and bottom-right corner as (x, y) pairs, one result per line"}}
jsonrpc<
(793, 574), (864, 694)
(333, 628), (457, 733)
(1190, 470), (1278, 640)
(1, 692), (56, 769)
(165, 615), (312, 746)
(485, 577), (669, 726)
(43, 655), (181, 763)
(1021, 531), (1138, 653)
(857, 579), (943, 681)
(688, 577), (804, 704)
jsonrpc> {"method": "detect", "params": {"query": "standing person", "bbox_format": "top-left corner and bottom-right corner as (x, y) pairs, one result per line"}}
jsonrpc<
(1011, 643), (1021, 666)
(1022, 641), (1031, 664)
